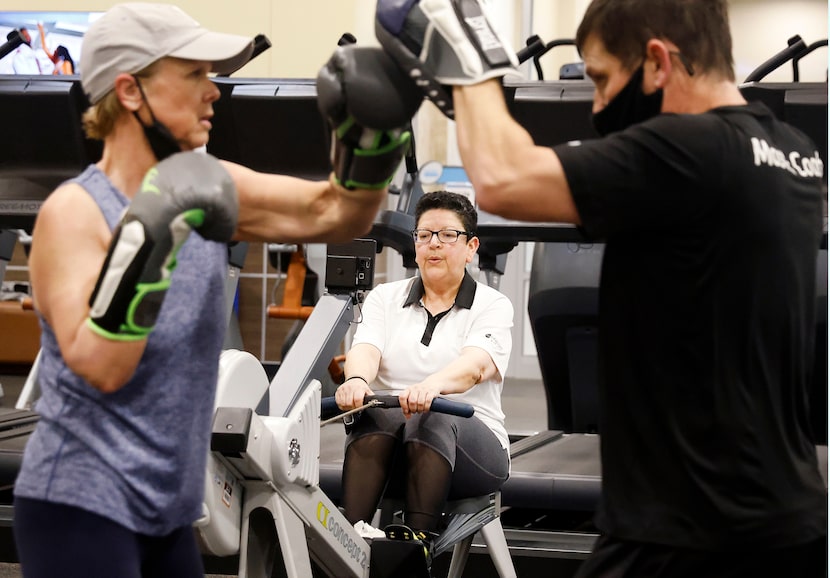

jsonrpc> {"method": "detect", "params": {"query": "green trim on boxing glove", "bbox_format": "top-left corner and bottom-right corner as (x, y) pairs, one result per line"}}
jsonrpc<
(333, 118), (413, 190)
(88, 208), (203, 339)
(85, 318), (148, 342)
(317, 45), (423, 191)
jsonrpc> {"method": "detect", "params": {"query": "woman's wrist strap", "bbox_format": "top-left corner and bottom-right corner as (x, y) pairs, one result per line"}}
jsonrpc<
(344, 376), (369, 385)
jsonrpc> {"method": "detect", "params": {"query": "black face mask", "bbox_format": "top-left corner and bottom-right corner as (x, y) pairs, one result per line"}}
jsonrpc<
(132, 77), (181, 162)
(591, 65), (663, 137)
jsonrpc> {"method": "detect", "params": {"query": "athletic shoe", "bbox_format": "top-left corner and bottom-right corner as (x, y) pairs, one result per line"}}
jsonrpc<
(353, 520), (386, 539)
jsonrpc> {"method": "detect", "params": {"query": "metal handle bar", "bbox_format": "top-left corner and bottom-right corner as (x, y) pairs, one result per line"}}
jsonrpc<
(321, 394), (475, 424)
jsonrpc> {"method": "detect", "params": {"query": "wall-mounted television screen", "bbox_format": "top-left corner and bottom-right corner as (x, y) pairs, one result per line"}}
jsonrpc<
(0, 12), (103, 229)
(0, 11), (101, 76)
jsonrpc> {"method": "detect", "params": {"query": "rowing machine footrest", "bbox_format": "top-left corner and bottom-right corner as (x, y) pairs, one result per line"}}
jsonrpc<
(369, 539), (430, 578)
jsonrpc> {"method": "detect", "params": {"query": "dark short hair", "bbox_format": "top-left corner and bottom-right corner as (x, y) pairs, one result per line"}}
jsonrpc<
(576, 0), (735, 81)
(415, 191), (478, 235)
(6, 30), (17, 42)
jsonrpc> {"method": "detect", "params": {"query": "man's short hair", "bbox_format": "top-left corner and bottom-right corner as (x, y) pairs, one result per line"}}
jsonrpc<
(576, 0), (735, 82)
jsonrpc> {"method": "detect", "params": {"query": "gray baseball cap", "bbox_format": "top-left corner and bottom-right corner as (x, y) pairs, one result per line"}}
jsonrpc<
(81, 3), (254, 104)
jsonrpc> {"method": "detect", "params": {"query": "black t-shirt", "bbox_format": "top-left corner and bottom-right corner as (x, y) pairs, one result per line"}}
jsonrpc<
(555, 101), (827, 550)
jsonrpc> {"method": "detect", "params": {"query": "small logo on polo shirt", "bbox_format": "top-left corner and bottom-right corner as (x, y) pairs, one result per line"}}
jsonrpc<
(484, 333), (501, 349)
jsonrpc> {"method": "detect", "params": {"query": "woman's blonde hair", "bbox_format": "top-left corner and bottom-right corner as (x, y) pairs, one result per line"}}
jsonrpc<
(81, 90), (126, 140)
(81, 61), (160, 140)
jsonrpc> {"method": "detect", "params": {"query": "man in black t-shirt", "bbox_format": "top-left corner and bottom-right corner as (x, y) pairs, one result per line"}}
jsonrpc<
(375, 0), (827, 576)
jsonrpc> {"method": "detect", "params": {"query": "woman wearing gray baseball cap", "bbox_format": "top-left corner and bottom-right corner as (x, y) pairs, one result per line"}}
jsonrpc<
(11, 3), (421, 577)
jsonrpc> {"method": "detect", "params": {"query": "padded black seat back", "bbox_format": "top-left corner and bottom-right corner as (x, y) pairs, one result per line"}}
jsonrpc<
(528, 242), (827, 441)
(528, 242), (604, 433)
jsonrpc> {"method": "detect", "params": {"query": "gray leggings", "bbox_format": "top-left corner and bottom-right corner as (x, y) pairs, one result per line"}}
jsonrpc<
(346, 407), (509, 500)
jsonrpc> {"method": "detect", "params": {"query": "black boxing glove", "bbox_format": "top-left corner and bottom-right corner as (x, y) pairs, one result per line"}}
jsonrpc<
(316, 45), (423, 190)
(88, 152), (238, 340)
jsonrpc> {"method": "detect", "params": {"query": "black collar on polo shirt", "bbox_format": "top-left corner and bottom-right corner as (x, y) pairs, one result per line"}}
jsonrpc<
(403, 271), (478, 346)
(403, 270), (478, 309)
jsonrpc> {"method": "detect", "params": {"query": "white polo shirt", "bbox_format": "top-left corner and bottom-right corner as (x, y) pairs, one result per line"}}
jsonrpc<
(351, 271), (514, 449)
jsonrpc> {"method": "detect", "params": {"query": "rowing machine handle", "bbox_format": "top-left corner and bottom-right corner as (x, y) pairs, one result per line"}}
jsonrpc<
(321, 394), (474, 419)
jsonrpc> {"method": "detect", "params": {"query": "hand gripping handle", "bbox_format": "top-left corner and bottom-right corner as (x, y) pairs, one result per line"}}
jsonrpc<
(321, 394), (474, 420)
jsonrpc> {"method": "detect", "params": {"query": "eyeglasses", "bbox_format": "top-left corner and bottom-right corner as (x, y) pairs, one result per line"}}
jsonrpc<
(411, 229), (471, 244)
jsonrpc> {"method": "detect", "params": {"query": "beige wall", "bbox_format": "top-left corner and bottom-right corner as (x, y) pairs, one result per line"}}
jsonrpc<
(526, 0), (591, 81)
(4, 0), (378, 78)
(526, 0), (827, 83)
(7, 0), (826, 80)
(730, 0), (827, 82)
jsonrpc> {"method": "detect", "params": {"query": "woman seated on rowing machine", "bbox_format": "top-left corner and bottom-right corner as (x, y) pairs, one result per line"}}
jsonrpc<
(335, 190), (514, 550)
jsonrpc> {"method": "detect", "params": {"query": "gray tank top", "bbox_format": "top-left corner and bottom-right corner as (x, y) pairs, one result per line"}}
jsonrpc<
(14, 164), (229, 535)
